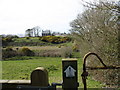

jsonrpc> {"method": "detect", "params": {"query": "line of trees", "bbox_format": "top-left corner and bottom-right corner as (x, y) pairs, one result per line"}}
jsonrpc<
(70, 0), (119, 87)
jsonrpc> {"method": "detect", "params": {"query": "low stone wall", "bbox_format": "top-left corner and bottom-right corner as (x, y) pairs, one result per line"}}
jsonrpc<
(0, 80), (30, 89)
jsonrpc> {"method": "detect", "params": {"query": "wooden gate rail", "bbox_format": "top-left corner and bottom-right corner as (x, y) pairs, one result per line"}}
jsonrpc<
(81, 52), (120, 90)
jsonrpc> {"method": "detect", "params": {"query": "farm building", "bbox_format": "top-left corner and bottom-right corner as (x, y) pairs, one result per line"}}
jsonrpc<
(42, 30), (51, 36)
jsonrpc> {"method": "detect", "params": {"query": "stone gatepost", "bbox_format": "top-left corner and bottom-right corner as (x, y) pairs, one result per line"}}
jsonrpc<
(30, 67), (49, 87)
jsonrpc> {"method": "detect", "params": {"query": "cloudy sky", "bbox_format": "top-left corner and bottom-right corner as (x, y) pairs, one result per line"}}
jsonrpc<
(0, 0), (84, 35)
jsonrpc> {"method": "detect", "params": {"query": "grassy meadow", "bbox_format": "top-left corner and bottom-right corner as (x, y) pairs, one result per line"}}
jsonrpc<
(2, 56), (106, 88)
(2, 57), (62, 83)
(2, 36), (107, 88)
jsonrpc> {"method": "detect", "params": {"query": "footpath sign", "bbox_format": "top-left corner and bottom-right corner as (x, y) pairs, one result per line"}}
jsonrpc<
(62, 58), (79, 90)
(64, 66), (76, 78)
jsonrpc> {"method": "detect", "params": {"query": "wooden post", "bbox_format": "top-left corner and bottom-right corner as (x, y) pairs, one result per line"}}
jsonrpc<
(30, 67), (49, 87)
(62, 58), (78, 90)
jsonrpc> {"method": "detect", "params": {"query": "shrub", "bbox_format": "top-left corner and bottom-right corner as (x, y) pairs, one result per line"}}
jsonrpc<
(26, 37), (30, 39)
(72, 44), (80, 52)
(58, 45), (62, 48)
(34, 50), (61, 57)
(39, 37), (42, 40)
(2, 47), (17, 59)
(2, 37), (13, 46)
(61, 46), (73, 58)
(19, 47), (34, 56)
(3, 37), (13, 42)
(6, 47), (13, 51)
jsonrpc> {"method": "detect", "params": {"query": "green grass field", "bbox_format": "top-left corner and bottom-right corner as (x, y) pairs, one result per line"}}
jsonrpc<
(2, 37), (107, 88)
(2, 56), (106, 88)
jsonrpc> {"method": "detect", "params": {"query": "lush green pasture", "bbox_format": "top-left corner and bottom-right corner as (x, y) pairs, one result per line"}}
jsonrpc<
(2, 56), (105, 88)
(2, 57), (62, 83)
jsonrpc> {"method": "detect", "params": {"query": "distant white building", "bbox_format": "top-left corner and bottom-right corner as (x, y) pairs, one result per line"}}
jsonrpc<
(52, 32), (67, 37)
(52, 32), (60, 36)
(42, 30), (51, 36)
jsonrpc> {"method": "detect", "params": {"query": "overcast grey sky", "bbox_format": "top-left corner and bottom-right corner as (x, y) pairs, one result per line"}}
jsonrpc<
(0, 0), (84, 35)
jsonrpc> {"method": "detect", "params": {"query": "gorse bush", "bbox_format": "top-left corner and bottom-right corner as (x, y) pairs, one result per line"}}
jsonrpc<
(2, 35), (71, 46)
(41, 36), (71, 44)
(18, 47), (35, 56)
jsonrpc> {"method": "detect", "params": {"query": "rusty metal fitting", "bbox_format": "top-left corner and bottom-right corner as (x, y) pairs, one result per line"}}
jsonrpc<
(81, 71), (88, 77)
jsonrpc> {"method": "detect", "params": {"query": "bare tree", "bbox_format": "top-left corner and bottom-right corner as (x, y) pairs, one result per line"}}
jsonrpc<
(25, 26), (41, 37)
(32, 26), (41, 37)
(70, 1), (119, 87)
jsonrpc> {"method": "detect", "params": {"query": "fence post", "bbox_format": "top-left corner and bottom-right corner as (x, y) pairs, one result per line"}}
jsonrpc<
(30, 67), (49, 87)
(62, 58), (78, 90)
